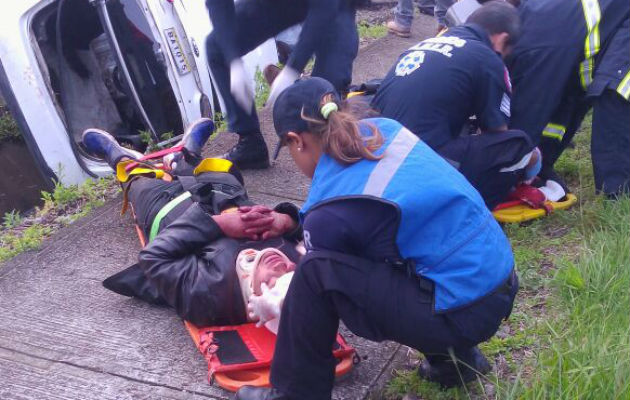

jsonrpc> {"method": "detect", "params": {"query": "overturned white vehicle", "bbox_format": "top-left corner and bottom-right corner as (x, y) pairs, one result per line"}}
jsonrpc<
(0, 0), (276, 186)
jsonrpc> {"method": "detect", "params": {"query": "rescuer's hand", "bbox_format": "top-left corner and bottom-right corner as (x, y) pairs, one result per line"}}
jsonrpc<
(266, 67), (299, 107)
(230, 59), (254, 114)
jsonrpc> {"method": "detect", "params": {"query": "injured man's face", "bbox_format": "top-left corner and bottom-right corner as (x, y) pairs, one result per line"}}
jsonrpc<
(237, 248), (296, 297)
(253, 249), (296, 295)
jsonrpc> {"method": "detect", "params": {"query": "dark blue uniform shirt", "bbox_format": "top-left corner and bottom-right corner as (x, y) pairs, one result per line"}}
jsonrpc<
(302, 198), (401, 262)
(372, 24), (510, 150)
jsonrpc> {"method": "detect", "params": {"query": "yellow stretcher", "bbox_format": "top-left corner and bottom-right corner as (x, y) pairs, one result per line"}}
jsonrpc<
(492, 193), (578, 223)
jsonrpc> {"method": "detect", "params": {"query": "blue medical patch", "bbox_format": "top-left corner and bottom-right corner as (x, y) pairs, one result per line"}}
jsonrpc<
(395, 51), (425, 76)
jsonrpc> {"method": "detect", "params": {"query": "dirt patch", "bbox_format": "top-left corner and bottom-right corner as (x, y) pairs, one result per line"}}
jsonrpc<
(357, 1), (396, 25)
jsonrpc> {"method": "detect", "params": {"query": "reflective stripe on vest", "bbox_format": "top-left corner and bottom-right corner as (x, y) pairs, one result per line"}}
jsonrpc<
(579, 0), (602, 89)
(364, 129), (418, 197)
(542, 123), (567, 141)
(617, 69), (630, 100)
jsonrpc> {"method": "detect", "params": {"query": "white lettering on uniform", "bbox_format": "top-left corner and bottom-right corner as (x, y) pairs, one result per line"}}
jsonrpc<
(408, 35), (467, 58)
(303, 230), (313, 251)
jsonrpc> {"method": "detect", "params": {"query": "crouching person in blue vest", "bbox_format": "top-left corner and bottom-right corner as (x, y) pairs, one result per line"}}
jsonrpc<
(234, 77), (519, 400)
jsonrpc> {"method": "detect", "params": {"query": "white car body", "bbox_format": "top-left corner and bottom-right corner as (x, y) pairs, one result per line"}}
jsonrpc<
(0, 0), (276, 186)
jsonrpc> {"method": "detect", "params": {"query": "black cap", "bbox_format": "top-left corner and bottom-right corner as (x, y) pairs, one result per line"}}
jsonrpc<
(272, 77), (341, 160)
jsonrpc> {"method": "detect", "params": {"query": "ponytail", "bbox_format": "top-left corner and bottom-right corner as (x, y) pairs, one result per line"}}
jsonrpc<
(301, 94), (383, 165)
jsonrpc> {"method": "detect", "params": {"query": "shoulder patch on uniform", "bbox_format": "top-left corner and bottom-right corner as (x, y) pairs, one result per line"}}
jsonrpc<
(395, 51), (426, 76)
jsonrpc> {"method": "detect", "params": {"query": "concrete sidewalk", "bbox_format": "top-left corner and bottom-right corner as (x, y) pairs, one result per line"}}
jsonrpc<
(0, 15), (433, 400)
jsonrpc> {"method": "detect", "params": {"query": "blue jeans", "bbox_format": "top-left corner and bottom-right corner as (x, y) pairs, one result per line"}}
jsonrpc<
(394, 0), (435, 28)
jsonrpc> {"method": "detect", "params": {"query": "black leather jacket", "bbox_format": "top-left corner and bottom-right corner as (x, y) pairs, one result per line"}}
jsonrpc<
(104, 201), (301, 327)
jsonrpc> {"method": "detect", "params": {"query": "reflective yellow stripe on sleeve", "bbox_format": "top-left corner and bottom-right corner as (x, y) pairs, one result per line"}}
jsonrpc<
(579, 0), (602, 89)
(542, 123), (566, 141)
(616, 70), (630, 100)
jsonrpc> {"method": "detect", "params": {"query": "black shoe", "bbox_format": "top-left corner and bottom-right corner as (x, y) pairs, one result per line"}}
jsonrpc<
(223, 133), (270, 170)
(234, 386), (290, 400)
(82, 128), (144, 168)
(419, 6), (435, 16)
(418, 347), (491, 388)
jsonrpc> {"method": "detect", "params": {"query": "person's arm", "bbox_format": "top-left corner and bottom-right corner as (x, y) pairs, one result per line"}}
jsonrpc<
(474, 57), (511, 133)
(138, 204), (266, 325)
(507, 47), (578, 142)
(138, 204), (228, 325)
(286, 0), (340, 73)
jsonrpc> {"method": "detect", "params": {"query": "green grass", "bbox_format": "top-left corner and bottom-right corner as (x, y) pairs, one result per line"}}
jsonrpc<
(255, 67), (271, 110)
(0, 224), (52, 262)
(513, 198), (629, 399)
(385, 116), (630, 399)
(0, 176), (118, 264)
(358, 21), (388, 40)
(139, 130), (175, 152)
(0, 106), (21, 142)
(3, 210), (23, 230)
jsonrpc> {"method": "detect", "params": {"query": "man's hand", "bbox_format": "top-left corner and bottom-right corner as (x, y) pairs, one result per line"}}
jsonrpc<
(239, 205), (297, 240)
(212, 211), (273, 240)
(266, 67), (299, 107)
(247, 283), (283, 327)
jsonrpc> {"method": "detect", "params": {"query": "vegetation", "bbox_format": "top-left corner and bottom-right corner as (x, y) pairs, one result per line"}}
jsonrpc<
(358, 21), (388, 41)
(0, 105), (22, 142)
(139, 130), (175, 152)
(385, 117), (630, 399)
(255, 67), (271, 110)
(0, 176), (119, 263)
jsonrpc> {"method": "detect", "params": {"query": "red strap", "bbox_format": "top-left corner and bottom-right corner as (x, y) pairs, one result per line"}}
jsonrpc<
(124, 145), (184, 173)
(494, 184), (553, 214)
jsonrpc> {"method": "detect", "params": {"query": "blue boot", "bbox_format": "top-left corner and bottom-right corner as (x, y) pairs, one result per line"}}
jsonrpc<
(82, 128), (144, 169)
(178, 118), (215, 156)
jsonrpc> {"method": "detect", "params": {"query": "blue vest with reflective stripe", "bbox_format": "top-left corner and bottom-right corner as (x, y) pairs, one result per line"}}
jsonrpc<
(301, 118), (514, 311)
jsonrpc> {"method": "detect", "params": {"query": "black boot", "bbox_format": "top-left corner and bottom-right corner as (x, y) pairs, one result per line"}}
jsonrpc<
(223, 133), (270, 170)
(418, 347), (491, 388)
(234, 386), (290, 400)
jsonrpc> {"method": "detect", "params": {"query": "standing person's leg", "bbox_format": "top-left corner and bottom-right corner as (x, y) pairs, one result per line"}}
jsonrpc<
(311, 3), (359, 94)
(591, 90), (630, 197)
(417, 0), (435, 15)
(387, 0), (414, 37)
(435, 0), (456, 30)
(205, 0), (307, 169)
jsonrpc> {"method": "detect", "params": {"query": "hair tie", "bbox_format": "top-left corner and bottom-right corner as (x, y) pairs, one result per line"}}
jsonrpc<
(320, 102), (338, 119)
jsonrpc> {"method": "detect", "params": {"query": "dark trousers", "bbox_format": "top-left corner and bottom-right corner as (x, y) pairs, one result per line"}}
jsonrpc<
(205, 0), (358, 135)
(437, 130), (534, 209)
(538, 89), (630, 196)
(591, 90), (630, 195)
(270, 251), (517, 399)
(537, 92), (591, 176)
(126, 178), (191, 238)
